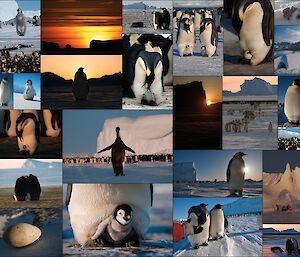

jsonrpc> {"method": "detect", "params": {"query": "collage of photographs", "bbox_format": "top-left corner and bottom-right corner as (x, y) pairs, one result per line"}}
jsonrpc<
(0, 0), (300, 257)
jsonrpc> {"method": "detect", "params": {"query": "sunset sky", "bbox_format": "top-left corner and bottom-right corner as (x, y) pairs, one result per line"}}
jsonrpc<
(174, 77), (222, 104)
(41, 55), (122, 80)
(42, 0), (122, 48)
(263, 224), (300, 232)
(223, 76), (278, 92)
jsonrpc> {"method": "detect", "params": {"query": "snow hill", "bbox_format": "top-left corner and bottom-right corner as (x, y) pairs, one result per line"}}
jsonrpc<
(223, 78), (277, 96)
(95, 115), (173, 157)
(22, 160), (61, 170)
(123, 2), (157, 9)
(275, 52), (300, 74)
(222, 198), (262, 215)
(263, 163), (300, 209)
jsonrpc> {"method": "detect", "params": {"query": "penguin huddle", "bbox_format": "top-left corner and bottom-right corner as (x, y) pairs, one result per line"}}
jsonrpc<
(183, 203), (228, 249)
(123, 34), (173, 106)
(175, 9), (220, 57)
(228, 0), (274, 66)
(0, 110), (61, 155)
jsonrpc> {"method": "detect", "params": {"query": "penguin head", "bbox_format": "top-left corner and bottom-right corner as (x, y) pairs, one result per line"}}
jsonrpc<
(1, 77), (8, 86)
(199, 203), (208, 209)
(116, 126), (120, 134)
(26, 80), (32, 85)
(235, 152), (247, 157)
(214, 204), (222, 210)
(114, 204), (133, 226)
(294, 79), (300, 86)
(78, 67), (84, 72)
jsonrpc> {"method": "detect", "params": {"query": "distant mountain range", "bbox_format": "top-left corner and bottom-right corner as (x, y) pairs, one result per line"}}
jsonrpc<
(123, 1), (158, 9)
(222, 198), (262, 216)
(263, 227), (299, 234)
(22, 160), (61, 170)
(223, 77), (277, 96)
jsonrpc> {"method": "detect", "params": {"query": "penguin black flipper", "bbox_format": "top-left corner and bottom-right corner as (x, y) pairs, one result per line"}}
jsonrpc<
(66, 183), (72, 206)
(97, 144), (113, 153)
(176, 13), (184, 43)
(232, 0), (244, 35)
(224, 216), (228, 230)
(150, 184), (153, 207)
(226, 158), (233, 183)
(260, 0), (274, 47)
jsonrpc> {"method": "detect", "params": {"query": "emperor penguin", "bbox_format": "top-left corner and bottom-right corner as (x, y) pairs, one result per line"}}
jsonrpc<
(97, 127), (135, 176)
(16, 8), (26, 36)
(73, 67), (89, 101)
(6, 110), (22, 137)
(183, 203), (210, 249)
(226, 152), (246, 196)
(200, 10), (218, 57)
(16, 111), (40, 155)
(286, 238), (299, 255)
(177, 12), (195, 57)
(284, 79), (300, 124)
(41, 110), (61, 137)
(66, 184), (153, 246)
(85, 204), (140, 247)
(209, 204), (228, 240)
(232, 0), (274, 66)
(23, 80), (35, 100)
(162, 8), (171, 30)
(0, 77), (10, 107)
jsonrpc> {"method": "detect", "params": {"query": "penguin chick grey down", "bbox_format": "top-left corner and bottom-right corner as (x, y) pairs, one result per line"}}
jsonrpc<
(85, 204), (140, 247)
(227, 152), (246, 196)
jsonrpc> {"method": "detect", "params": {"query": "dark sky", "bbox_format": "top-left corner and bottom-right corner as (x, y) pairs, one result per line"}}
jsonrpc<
(263, 150), (300, 172)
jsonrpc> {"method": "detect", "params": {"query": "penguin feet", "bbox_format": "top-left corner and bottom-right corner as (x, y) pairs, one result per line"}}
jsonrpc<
(194, 244), (200, 249)
(46, 128), (61, 138)
(83, 239), (105, 248)
(201, 242), (209, 246)
(241, 58), (251, 65)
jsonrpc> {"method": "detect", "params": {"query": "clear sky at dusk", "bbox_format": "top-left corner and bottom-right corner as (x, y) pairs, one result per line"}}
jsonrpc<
(174, 150), (262, 181)
(263, 150), (300, 172)
(41, 55), (122, 80)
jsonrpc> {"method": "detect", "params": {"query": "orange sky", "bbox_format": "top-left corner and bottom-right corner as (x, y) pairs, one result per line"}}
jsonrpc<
(41, 55), (122, 80)
(223, 76), (278, 92)
(263, 224), (300, 232)
(174, 77), (222, 104)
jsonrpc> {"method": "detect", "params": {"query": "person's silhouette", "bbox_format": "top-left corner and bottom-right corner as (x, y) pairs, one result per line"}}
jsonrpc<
(98, 127), (135, 176)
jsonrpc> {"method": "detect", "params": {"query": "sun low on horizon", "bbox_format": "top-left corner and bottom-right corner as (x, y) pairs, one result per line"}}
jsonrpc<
(41, 55), (122, 80)
(41, 0), (122, 48)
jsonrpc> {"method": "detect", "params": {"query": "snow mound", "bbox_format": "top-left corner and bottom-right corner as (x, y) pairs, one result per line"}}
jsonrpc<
(275, 52), (300, 74)
(0, 0), (18, 21)
(222, 198), (262, 216)
(95, 114), (173, 157)
(22, 159), (61, 170)
(173, 162), (197, 182)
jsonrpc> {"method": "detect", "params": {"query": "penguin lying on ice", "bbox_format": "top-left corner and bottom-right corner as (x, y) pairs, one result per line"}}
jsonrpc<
(232, 0), (274, 65)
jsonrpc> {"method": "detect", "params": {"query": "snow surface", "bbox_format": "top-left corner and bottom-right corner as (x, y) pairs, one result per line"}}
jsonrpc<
(275, 51), (300, 75)
(174, 214), (262, 257)
(13, 92), (40, 110)
(263, 163), (300, 223)
(174, 181), (262, 198)
(223, 102), (278, 150)
(63, 184), (173, 256)
(63, 162), (172, 183)
(95, 114), (173, 157)
(0, 0), (19, 21)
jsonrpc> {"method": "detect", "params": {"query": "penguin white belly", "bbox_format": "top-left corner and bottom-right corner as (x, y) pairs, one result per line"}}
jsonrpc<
(0, 85), (10, 105)
(200, 26), (217, 57)
(17, 119), (39, 155)
(228, 167), (244, 192)
(178, 30), (195, 57)
(210, 210), (225, 239)
(68, 184), (151, 246)
(284, 85), (300, 123)
(7, 110), (22, 137)
(24, 86), (35, 100)
(150, 62), (163, 104)
(188, 216), (210, 247)
(194, 13), (201, 30)
(239, 3), (271, 65)
(132, 58), (147, 101)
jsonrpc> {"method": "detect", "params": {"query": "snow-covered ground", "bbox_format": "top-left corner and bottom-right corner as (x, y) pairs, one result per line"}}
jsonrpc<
(123, 86), (173, 109)
(223, 102), (278, 149)
(275, 1), (300, 25)
(275, 51), (300, 75)
(63, 184), (173, 256)
(174, 214), (262, 257)
(0, 23), (40, 39)
(63, 162), (173, 183)
(0, 208), (62, 257)
(173, 31), (223, 76)
(13, 92), (40, 110)
(174, 181), (262, 198)
(263, 163), (300, 223)
(263, 235), (300, 257)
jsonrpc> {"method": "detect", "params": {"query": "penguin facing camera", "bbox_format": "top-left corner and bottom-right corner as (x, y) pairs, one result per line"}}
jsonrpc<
(231, 0), (274, 66)
(227, 152), (246, 196)
(16, 8), (26, 36)
(209, 204), (228, 240)
(23, 80), (36, 100)
(177, 12), (195, 57)
(0, 77), (10, 107)
(97, 127), (135, 176)
(84, 204), (140, 247)
(284, 79), (300, 124)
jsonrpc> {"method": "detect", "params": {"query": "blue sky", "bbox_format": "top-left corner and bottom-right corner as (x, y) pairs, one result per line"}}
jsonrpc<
(174, 150), (262, 181)
(263, 151), (300, 172)
(173, 197), (238, 220)
(63, 110), (171, 155)
(275, 26), (300, 43)
(16, 0), (40, 11)
(14, 73), (40, 97)
(278, 76), (299, 103)
(278, 127), (300, 139)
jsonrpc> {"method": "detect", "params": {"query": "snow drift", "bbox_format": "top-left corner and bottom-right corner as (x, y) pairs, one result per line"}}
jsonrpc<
(95, 114), (173, 157)
(275, 52), (300, 74)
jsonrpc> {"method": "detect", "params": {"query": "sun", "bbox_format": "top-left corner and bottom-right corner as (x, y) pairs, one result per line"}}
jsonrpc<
(206, 100), (212, 106)
(244, 167), (249, 173)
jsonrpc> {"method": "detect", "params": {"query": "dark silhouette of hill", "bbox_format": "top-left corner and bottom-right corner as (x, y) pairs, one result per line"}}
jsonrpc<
(41, 39), (122, 54)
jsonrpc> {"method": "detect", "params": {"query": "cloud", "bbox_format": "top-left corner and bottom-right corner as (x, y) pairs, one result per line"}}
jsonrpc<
(279, 128), (300, 138)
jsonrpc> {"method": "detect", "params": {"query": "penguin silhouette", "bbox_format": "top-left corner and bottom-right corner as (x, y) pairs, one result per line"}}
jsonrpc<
(97, 127), (135, 176)
(73, 67), (89, 101)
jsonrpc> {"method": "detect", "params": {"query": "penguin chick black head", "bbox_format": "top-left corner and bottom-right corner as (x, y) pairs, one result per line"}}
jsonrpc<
(235, 152), (246, 157)
(199, 203), (208, 209)
(114, 204), (133, 226)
